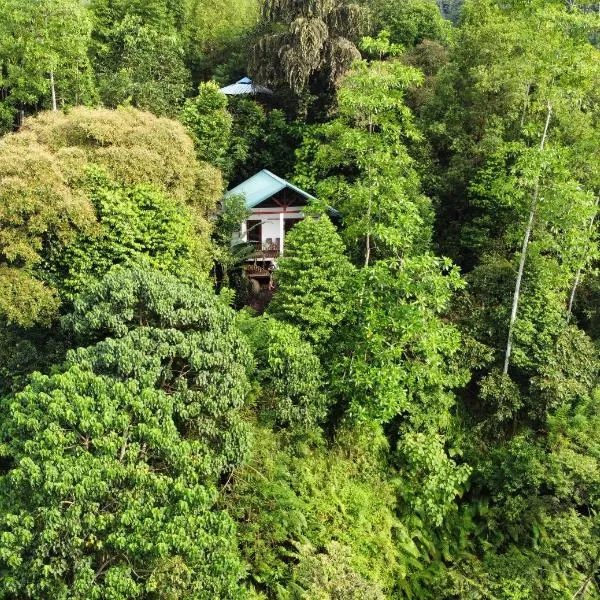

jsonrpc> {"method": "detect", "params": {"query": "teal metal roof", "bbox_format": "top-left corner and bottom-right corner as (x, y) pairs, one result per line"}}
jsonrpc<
(224, 169), (315, 209)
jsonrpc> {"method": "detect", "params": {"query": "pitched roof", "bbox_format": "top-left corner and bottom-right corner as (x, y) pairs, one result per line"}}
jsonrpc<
(224, 169), (315, 209)
(219, 77), (273, 96)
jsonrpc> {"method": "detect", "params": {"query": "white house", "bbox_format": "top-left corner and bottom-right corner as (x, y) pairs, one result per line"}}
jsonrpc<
(224, 169), (323, 283)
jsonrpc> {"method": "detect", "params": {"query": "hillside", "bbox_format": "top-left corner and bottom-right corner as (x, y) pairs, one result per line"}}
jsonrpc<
(0, 0), (600, 598)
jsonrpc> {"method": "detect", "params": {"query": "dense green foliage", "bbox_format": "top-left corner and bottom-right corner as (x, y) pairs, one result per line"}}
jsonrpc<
(223, 426), (398, 598)
(367, 0), (452, 47)
(2, 0), (600, 597)
(268, 215), (355, 346)
(0, 267), (252, 598)
(0, 0), (96, 132)
(250, 0), (368, 94)
(52, 168), (203, 296)
(0, 106), (217, 327)
(240, 314), (328, 429)
(180, 81), (233, 170)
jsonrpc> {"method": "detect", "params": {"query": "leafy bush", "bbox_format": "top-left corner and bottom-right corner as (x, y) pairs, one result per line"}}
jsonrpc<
(0, 107), (218, 326)
(268, 215), (355, 347)
(223, 426), (400, 597)
(50, 168), (202, 296)
(240, 314), (328, 429)
(181, 81), (233, 170)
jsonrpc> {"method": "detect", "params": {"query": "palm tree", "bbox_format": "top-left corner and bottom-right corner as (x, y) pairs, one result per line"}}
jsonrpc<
(251, 0), (368, 93)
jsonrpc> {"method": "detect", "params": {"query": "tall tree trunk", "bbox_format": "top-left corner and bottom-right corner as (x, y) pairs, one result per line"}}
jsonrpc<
(364, 207), (371, 267)
(364, 114), (374, 268)
(566, 197), (599, 323)
(567, 269), (583, 325)
(50, 70), (57, 111)
(503, 101), (552, 374)
(520, 83), (531, 129)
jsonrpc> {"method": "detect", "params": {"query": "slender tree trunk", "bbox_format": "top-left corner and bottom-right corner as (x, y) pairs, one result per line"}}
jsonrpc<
(44, 11), (58, 112)
(364, 208), (371, 267)
(50, 70), (57, 111)
(503, 101), (552, 374)
(364, 114), (374, 268)
(567, 269), (583, 324)
(566, 197), (599, 323)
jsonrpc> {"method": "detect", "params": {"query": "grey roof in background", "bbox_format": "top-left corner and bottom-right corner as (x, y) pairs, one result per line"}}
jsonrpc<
(219, 76), (273, 96)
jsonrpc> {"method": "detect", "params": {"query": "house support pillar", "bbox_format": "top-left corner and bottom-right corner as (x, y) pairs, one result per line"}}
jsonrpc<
(279, 212), (284, 255)
(241, 220), (247, 242)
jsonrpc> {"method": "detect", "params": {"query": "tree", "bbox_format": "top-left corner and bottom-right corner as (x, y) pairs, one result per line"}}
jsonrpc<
(0, 367), (247, 599)
(295, 55), (428, 265)
(88, 0), (180, 35)
(211, 194), (252, 290)
(291, 50), (471, 562)
(289, 542), (386, 600)
(268, 215), (356, 347)
(49, 168), (203, 297)
(425, 0), (600, 377)
(0, 267), (253, 598)
(88, 0), (260, 104)
(225, 98), (302, 184)
(0, 106), (219, 326)
(65, 267), (253, 475)
(330, 256), (466, 426)
(94, 15), (191, 117)
(181, 0), (260, 81)
(225, 97), (268, 183)
(250, 0), (368, 93)
(88, 0), (192, 116)
(25, 106), (221, 211)
(180, 81), (233, 170)
(240, 314), (328, 429)
(0, 130), (95, 327)
(223, 425), (401, 598)
(0, 0), (96, 131)
(366, 0), (452, 48)
(412, 2), (600, 595)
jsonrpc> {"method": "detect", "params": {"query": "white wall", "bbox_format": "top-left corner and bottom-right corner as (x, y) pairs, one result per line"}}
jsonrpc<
(261, 217), (281, 245)
(240, 207), (304, 246)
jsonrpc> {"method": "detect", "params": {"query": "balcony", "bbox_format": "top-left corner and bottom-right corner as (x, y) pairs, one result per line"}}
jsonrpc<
(248, 240), (281, 260)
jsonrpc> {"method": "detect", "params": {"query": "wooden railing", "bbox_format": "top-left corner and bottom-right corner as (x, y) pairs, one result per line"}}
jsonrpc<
(248, 240), (281, 258)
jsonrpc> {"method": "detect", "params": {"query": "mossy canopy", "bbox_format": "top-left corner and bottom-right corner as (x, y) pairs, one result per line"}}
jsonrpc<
(0, 107), (221, 326)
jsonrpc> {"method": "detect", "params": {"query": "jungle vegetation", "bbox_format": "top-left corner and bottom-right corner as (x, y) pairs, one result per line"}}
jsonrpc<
(1, 0), (600, 598)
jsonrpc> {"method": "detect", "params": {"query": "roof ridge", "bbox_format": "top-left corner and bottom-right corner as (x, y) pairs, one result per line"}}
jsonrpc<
(224, 169), (316, 209)
(261, 169), (316, 201)
(261, 169), (286, 185)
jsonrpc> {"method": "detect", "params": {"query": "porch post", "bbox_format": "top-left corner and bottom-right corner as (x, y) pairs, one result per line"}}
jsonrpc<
(241, 220), (247, 242)
(279, 212), (284, 255)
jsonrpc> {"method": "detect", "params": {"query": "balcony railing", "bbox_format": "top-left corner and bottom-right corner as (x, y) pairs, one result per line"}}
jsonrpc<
(248, 240), (281, 258)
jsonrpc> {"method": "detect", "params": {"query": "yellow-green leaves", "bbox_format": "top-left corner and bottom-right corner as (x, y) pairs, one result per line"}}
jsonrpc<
(0, 132), (95, 326)
(0, 107), (218, 326)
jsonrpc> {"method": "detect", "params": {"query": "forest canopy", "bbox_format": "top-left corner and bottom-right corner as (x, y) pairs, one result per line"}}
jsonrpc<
(1, 0), (600, 598)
